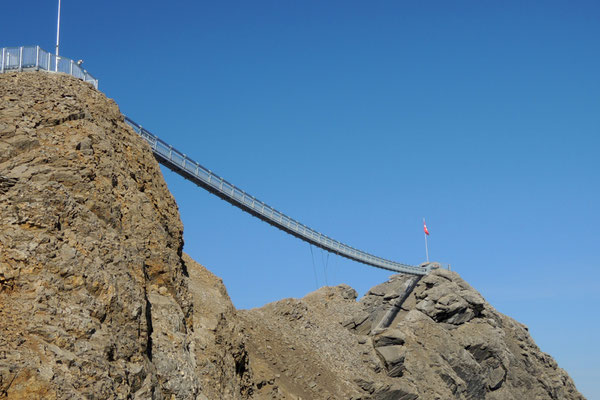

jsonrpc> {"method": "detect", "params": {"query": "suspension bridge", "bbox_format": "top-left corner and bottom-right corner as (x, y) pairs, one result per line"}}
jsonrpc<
(1, 45), (433, 276)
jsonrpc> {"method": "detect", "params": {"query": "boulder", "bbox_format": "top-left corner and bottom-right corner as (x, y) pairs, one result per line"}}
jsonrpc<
(375, 345), (407, 377)
(373, 329), (406, 347)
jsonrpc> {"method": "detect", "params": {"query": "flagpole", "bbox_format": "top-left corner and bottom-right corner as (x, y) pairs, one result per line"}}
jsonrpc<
(55, 0), (61, 72)
(423, 218), (429, 263)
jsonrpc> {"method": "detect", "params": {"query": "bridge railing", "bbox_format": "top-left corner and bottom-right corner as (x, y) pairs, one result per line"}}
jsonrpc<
(2, 44), (428, 275)
(125, 116), (428, 275)
(0, 46), (98, 89)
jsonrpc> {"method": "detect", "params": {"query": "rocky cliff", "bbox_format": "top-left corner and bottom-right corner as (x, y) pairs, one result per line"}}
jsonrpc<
(0, 72), (585, 399)
(0, 72), (250, 399)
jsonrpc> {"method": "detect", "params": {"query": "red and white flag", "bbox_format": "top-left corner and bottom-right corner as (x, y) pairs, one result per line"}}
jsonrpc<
(423, 220), (430, 236)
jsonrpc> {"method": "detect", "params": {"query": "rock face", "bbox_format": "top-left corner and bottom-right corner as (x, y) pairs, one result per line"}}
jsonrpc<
(183, 254), (253, 399)
(362, 269), (585, 399)
(0, 71), (198, 398)
(0, 72), (253, 399)
(0, 72), (585, 399)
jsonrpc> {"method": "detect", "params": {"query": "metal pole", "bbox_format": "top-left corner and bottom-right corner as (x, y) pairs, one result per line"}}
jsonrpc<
(56, 0), (61, 72)
(36, 46), (40, 69)
(56, 0), (61, 57)
(19, 47), (23, 71)
(1, 48), (5, 73)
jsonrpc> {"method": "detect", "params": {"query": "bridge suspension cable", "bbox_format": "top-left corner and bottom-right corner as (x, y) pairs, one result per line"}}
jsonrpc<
(124, 117), (429, 276)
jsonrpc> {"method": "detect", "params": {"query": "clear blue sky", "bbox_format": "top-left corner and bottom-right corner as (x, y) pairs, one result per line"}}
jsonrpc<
(3, 1), (599, 397)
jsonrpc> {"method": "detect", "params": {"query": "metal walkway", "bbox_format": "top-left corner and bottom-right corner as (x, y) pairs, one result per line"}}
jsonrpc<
(124, 117), (429, 276)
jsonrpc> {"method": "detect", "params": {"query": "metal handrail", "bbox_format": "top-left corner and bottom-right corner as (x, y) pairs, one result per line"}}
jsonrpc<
(124, 116), (429, 276)
(0, 45), (98, 89)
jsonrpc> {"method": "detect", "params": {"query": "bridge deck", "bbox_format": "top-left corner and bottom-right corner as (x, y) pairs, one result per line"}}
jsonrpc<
(124, 117), (427, 276)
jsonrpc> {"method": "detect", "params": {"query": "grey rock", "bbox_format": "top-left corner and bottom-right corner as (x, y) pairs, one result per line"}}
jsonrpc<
(0, 175), (17, 194)
(414, 272), (484, 325)
(488, 365), (506, 390)
(75, 136), (92, 151)
(375, 345), (406, 377)
(339, 284), (359, 300)
(373, 329), (406, 347)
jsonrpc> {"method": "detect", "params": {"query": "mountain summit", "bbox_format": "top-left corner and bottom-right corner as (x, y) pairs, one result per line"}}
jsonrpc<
(241, 270), (584, 399)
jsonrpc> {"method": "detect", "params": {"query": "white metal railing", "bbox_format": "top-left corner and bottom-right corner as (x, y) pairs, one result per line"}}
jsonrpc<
(0, 45), (98, 89)
(124, 116), (430, 276)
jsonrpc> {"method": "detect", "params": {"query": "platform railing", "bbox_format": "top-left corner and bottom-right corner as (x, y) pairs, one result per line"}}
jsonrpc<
(124, 116), (429, 276)
(0, 46), (98, 89)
